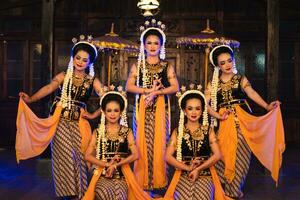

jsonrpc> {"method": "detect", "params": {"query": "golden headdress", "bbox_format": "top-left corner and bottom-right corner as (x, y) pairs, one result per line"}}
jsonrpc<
(96, 85), (128, 161)
(60, 35), (98, 109)
(175, 84), (209, 161)
(209, 44), (236, 126)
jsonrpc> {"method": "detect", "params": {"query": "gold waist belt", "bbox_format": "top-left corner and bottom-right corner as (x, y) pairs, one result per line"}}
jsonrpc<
(54, 96), (87, 121)
(218, 99), (252, 113)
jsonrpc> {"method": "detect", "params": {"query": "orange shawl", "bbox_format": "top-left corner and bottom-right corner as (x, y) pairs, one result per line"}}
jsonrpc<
(134, 95), (167, 189)
(82, 164), (152, 200)
(162, 167), (231, 200)
(218, 104), (285, 185)
(16, 98), (92, 163)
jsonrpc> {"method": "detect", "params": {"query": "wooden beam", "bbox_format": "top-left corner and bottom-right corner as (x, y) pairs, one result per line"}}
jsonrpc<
(216, 0), (224, 34)
(40, 0), (54, 116)
(0, 0), (42, 11)
(266, 0), (279, 101)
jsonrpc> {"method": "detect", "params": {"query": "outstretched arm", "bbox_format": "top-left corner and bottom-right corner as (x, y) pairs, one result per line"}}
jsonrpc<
(19, 72), (65, 103)
(242, 76), (280, 111)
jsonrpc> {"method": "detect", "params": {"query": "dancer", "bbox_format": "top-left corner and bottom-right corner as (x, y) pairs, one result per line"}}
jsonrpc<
(17, 35), (103, 199)
(83, 86), (151, 200)
(126, 19), (179, 192)
(164, 84), (226, 200)
(206, 45), (285, 198)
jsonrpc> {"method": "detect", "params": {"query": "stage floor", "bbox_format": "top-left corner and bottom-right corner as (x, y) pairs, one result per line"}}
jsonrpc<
(0, 144), (299, 200)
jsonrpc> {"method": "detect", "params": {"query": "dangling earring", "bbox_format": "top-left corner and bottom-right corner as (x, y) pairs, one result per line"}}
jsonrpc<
(89, 63), (95, 77)
(232, 58), (238, 74)
(159, 44), (165, 60)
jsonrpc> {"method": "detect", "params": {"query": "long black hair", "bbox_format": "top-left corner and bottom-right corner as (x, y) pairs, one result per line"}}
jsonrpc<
(72, 43), (97, 63)
(212, 46), (234, 67)
(101, 93), (125, 112)
(143, 29), (163, 45)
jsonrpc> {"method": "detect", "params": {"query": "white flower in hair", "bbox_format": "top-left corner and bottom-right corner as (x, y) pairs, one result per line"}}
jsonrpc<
(87, 35), (93, 42)
(79, 35), (85, 40)
(189, 83), (195, 89)
(117, 85), (123, 92)
(103, 86), (108, 92)
(197, 85), (203, 90)
(109, 85), (115, 91)
(72, 37), (78, 44)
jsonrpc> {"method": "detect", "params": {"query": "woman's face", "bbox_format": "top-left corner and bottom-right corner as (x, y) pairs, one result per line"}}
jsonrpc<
(144, 35), (161, 57)
(184, 98), (202, 123)
(73, 50), (91, 72)
(104, 101), (121, 124)
(217, 53), (234, 74)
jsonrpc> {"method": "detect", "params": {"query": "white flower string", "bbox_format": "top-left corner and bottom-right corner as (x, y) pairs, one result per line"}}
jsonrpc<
(138, 19), (166, 88)
(95, 86), (128, 161)
(210, 67), (219, 127)
(209, 45), (236, 126)
(175, 84), (209, 161)
(59, 35), (98, 109)
(135, 20), (167, 116)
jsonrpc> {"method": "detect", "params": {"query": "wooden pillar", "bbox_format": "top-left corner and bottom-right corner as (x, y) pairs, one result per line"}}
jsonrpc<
(41, 0), (54, 115)
(266, 0), (279, 101)
(216, 0), (224, 34)
(295, 43), (300, 99)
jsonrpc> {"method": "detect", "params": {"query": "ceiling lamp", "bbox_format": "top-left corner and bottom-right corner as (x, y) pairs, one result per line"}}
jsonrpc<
(137, 0), (160, 17)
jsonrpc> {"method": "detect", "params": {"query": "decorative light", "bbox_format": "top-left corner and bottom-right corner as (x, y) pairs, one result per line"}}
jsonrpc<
(137, 0), (160, 17)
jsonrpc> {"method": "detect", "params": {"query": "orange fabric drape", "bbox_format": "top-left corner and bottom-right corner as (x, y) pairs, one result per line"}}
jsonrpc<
(82, 167), (104, 200)
(134, 96), (148, 188)
(78, 109), (92, 153)
(153, 95), (167, 188)
(162, 167), (230, 200)
(82, 164), (152, 200)
(218, 104), (285, 185)
(16, 98), (92, 163)
(122, 164), (152, 200)
(134, 95), (167, 189)
(161, 170), (181, 200)
(210, 166), (232, 200)
(16, 98), (62, 163)
(217, 109), (237, 182)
